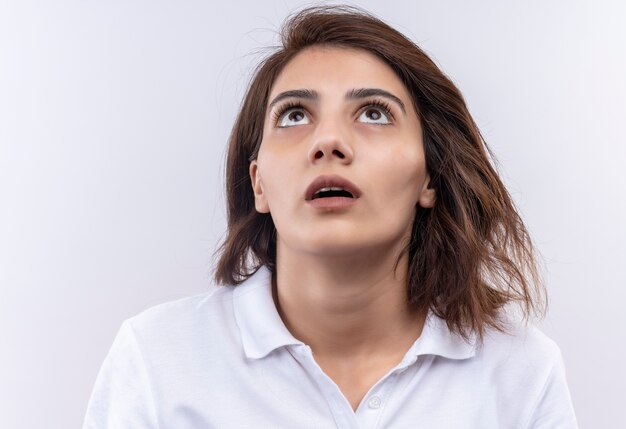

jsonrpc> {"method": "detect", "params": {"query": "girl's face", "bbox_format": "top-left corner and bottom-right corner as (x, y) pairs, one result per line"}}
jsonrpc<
(250, 46), (435, 257)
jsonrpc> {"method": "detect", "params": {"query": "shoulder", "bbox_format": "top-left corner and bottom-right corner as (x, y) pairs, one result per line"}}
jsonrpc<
(117, 266), (274, 363)
(481, 317), (562, 367)
(480, 318), (562, 364)
(429, 314), (563, 387)
(470, 317), (566, 405)
(129, 286), (233, 324)
(473, 318), (578, 427)
(122, 285), (239, 355)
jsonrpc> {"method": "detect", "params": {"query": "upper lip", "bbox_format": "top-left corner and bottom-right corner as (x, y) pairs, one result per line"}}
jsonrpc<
(304, 174), (362, 201)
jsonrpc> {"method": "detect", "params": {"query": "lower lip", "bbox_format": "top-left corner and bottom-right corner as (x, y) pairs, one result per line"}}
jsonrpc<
(306, 197), (359, 209)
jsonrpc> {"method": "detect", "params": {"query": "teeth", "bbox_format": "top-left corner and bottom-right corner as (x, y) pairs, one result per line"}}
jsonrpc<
(314, 187), (345, 197)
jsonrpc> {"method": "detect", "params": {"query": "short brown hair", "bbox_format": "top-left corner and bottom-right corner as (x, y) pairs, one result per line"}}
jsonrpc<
(213, 5), (546, 342)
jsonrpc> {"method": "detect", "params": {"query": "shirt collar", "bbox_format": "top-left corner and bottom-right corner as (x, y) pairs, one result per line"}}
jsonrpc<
(400, 310), (477, 364)
(233, 266), (303, 359)
(232, 265), (477, 361)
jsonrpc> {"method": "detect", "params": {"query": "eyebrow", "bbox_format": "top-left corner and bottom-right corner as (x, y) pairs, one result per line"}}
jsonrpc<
(347, 88), (406, 114)
(267, 88), (407, 114)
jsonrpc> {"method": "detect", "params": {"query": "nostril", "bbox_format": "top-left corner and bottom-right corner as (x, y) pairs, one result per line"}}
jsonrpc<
(313, 149), (346, 160)
(333, 150), (345, 159)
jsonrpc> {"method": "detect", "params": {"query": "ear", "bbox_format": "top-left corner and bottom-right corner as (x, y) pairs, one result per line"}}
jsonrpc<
(417, 174), (436, 208)
(249, 160), (270, 213)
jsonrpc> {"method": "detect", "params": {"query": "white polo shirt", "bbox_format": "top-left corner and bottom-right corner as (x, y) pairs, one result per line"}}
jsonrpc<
(83, 265), (578, 428)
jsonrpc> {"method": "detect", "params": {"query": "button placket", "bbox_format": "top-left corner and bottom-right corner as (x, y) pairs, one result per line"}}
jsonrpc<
(367, 395), (382, 409)
(293, 345), (360, 428)
(356, 371), (405, 429)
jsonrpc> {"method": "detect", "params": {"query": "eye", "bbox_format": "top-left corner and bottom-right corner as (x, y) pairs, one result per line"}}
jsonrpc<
(273, 102), (311, 128)
(357, 100), (393, 125)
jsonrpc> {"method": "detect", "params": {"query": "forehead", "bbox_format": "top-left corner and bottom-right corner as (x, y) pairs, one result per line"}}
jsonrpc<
(269, 46), (412, 103)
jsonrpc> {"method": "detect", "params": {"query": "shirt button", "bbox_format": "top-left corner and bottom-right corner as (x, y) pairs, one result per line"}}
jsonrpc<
(368, 396), (382, 409)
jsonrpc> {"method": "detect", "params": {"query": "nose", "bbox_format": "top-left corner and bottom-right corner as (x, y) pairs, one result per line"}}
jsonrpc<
(307, 118), (354, 165)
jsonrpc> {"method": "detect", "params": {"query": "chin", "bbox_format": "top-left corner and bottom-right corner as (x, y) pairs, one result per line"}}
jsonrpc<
(284, 230), (400, 256)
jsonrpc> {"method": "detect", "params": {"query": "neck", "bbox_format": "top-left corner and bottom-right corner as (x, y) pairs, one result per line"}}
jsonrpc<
(272, 239), (426, 361)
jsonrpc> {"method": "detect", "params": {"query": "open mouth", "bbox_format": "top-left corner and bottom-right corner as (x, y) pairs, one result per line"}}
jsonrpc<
(305, 175), (362, 201)
(312, 187), (354, 199)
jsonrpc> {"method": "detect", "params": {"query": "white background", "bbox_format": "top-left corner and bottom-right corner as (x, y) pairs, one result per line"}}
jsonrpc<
(1, 0), (624, 427)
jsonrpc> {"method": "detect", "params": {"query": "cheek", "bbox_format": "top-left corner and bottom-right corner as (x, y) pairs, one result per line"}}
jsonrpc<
(257, 151), (300, 208)
(374, 145), (427, 196)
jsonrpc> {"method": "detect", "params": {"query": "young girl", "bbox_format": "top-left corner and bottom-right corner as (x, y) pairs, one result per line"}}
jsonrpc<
(84, 5), (578, 428)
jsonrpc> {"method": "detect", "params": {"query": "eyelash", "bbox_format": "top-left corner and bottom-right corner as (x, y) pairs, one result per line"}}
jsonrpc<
(271, 99), (395, 126)
(271, 101), (302, 125)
